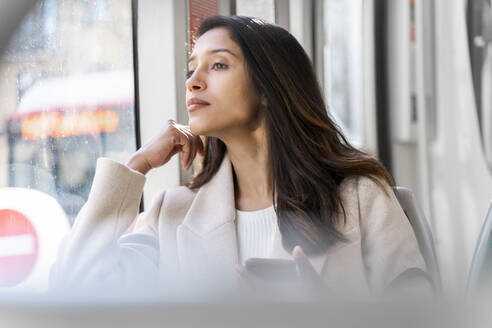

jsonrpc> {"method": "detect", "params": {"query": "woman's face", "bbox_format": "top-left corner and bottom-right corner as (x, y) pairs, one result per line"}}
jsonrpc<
(186, 27), (261, 137)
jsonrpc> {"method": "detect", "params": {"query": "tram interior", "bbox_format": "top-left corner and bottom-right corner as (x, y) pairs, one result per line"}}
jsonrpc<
(0, 0), (491, 327)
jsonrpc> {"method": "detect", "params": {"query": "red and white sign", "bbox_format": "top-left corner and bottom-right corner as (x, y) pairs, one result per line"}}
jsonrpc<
(0, 188), (70, 292)
(0, 209), (39, 287)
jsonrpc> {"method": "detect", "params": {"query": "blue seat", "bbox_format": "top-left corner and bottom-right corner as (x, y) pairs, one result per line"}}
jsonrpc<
(393, 187), (442, 293)
(467, 201), (492, 293)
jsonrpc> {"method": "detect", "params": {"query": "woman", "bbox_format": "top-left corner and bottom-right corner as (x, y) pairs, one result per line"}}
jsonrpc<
(50, 16), (428, 297)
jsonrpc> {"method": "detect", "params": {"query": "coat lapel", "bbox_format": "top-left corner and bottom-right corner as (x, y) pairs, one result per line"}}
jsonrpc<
(177, 153), (239, 287)
(175, 152), (327, 287)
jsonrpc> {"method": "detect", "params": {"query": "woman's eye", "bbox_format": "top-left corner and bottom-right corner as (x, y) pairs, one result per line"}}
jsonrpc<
(186, 63), (227, 78)
(212, 62), (228, 70)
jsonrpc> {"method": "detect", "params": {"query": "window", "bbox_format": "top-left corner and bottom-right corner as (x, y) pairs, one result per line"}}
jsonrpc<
(322, 0), (364, 147)
(235, 0), (275, 23)
(467, 0), (492, 172)
(0, 0), (135, 292)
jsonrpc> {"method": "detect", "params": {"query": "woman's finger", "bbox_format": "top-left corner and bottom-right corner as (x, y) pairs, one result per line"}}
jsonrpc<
(183, 127), (201, 158)
(188, 138), (199, 169)
(292, 246), (322, 285)
(180, 136), (192, 170)
(178, 124), (192, 135)
(171, 124), (201, 170)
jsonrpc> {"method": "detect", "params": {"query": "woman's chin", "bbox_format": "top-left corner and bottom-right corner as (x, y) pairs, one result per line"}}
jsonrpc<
(189, 121), (209, 136)
(189, 118), (226, 137)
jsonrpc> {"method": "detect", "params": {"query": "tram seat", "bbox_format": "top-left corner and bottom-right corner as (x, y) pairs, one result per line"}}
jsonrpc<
(393, 186), (442, 293)
(467, 201), (492, 293)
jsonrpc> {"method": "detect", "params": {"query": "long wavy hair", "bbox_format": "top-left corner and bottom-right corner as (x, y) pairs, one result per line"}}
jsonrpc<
(187, 16), (393, 255)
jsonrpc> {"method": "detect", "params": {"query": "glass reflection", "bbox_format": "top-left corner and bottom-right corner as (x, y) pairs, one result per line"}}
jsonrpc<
(0, 0), (135, 293)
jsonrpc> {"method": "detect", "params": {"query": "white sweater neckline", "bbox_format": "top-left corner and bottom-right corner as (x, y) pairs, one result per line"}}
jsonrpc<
(235, 204), (275, 215)
(235, 205), (277, 264)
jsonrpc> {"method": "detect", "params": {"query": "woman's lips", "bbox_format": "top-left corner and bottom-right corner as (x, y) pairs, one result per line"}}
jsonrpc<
(187, 97), (210, 112)
(187, 103), (209, 112)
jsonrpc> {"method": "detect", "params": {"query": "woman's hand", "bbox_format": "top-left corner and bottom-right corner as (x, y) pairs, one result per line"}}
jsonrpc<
(291, 246), (324, 288)
(236, 246), (325, 295)
(126, 120), (204, 175)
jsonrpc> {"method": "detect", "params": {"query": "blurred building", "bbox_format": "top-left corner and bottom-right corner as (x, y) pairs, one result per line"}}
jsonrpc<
(0, 0), (133, 188)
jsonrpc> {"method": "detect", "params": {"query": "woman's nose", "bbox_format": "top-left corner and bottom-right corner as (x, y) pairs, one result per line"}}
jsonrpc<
(186, 72), (206, 92)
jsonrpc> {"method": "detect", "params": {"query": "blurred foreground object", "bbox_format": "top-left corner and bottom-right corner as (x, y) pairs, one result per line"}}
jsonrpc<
(0, 0), (34, 55)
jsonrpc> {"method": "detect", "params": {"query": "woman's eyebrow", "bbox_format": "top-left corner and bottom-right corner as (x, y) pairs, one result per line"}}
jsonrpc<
(188, 48), (238, 64)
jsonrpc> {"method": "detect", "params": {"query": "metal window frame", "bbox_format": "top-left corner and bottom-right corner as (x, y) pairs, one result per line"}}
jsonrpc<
(131, 0), (144, 211)
(274, 0), (290, 29)
(373, 0), (393, 172)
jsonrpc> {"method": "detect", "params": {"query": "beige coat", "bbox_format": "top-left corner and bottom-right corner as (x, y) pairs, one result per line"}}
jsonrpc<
(50, 153), (426, 296)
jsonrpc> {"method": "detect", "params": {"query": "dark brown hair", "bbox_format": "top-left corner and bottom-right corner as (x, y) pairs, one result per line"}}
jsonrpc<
(187, 16), (393, 255)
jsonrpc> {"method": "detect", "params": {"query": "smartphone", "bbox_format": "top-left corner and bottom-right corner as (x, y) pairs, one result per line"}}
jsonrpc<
(244, 258), (297, 281)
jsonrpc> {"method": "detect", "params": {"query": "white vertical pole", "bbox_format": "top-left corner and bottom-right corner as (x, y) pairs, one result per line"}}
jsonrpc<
(289, 0), (313, 60)
(138, 0), (181, 207)
(414, 0), (433, 221)
(362, 0), (378, 156)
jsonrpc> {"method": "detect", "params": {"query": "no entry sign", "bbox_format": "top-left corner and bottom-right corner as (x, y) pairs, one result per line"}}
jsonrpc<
(0, 209), (39, 287)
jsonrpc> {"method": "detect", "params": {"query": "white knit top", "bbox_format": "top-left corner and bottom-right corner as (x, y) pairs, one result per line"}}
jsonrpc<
(235, 205), (278, 264)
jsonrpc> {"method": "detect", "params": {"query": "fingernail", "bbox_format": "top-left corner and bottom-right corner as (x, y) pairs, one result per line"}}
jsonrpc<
(293, 245), (303, 257)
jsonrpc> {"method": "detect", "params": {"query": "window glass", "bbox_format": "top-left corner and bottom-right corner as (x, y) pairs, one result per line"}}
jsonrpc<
(0, 0), (135, 292)
(236, 0), (275, 23)
(323, 0), (363, 146)
(467, 0), (492, 172)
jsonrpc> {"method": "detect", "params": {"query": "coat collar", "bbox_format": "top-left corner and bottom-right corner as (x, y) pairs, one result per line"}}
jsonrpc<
(177, 153), (239, 288)
(181, 152), (236, 236)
